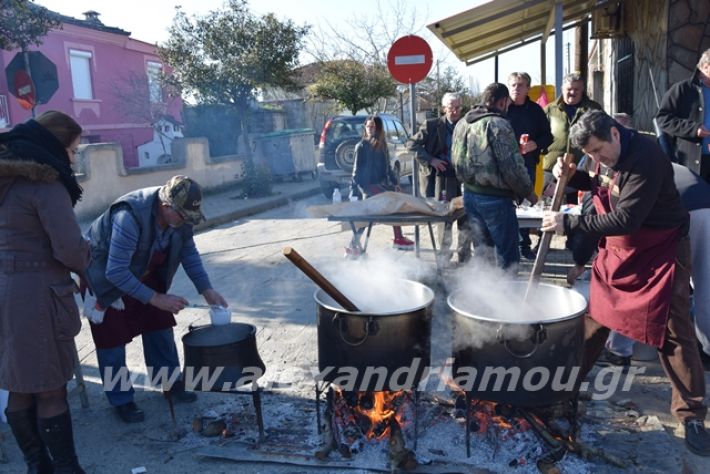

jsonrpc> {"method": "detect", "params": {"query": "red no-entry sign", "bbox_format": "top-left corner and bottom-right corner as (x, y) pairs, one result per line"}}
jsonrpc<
(387, 35), (433, 84)
(14, 70), (36, 110)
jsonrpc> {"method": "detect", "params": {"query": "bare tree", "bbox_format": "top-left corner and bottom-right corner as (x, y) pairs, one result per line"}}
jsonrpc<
(109, 70), (181, 159)
(305, 0), (421, 65)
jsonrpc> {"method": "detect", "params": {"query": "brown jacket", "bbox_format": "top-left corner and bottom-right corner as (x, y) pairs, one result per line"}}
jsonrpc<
(0, 153), (90, 392)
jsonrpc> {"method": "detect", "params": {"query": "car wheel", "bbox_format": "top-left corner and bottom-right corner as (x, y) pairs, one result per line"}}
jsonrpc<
(334, 138), (359, 172)
(320, 181), (337, 199)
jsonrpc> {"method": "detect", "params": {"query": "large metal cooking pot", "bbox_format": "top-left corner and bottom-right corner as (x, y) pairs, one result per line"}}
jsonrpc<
(316, 279), (434, 392)
(449, 282), (587, 406)
(182, 323), (265, 392)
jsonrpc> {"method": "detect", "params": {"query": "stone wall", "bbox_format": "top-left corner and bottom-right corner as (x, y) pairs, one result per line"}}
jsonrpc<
(623, 0), (669, 130)
(591, 0), (710, 131)
(73, 138), (245, 222)
(667, 0), (710, 86)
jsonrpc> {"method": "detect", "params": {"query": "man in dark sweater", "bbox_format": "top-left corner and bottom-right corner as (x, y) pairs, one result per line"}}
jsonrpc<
(506, 72), (553, 259)
(656, 48), (710, 182)
(542, 110), (710, 456)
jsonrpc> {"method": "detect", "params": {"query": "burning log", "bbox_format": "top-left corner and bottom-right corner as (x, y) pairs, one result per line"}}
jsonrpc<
(331, 391), (363, 457)
(314, 407), (336, 460)
(518, 408), (627, 469)
(388, 417), (417, 472)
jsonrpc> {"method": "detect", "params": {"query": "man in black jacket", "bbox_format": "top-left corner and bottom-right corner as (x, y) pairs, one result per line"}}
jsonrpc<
(656, 48), (710, 182)
(506, 72), (553, 259)
(407, 92), (472, 264)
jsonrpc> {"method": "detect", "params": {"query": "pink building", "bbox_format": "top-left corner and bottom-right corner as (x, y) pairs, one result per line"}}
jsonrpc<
(0, 10), (182, 168)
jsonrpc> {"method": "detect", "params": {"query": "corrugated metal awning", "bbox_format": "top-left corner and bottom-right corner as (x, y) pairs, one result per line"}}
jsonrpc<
(427, 0), (614, 65)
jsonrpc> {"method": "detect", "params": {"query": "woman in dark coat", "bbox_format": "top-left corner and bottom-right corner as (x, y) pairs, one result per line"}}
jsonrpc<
(0, 111), (90, 473)
(346, 115), (414, 256)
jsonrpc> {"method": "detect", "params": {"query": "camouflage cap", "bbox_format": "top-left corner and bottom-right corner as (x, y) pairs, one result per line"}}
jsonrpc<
(159, 175), (205, 225)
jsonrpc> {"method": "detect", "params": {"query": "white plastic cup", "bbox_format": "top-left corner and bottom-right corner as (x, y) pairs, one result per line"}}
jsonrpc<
(209, 305), (231, 325)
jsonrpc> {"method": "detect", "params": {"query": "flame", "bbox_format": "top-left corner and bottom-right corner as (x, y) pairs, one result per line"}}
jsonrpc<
(333, 389), (411, 441)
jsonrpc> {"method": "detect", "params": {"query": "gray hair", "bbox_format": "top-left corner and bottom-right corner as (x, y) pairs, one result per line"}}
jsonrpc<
(569, 110), (616, 149)
(441, 92), (461, 106)
(507, 72), (531, 87)
(698, 48), (710, 69)
(563, 72), (584, 85)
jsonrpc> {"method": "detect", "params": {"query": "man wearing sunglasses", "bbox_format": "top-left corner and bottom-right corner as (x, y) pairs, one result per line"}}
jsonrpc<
(83, 175), (227, 423)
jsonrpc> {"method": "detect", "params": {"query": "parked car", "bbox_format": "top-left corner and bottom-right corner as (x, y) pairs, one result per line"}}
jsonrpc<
(316, 114), (413, 199)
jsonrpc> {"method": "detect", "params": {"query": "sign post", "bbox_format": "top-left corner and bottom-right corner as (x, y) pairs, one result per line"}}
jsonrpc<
(5, 51), (59, 116)
(387, 35), (433, 256)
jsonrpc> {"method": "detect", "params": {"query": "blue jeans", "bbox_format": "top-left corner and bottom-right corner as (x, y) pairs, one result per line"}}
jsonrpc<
(606, 331), (635, 357)
(96, 328), (181, 406)
(463, 191), (520, 269)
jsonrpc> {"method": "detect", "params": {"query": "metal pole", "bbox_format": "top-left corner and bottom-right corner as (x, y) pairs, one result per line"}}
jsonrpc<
(399, 91), (404, 122)
(409, 83), (420, 255)
(555, 1), (563, 97)
(22, 50), (36, 118)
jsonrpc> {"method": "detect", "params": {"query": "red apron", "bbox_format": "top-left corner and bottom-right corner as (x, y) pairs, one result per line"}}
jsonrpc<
(588, 168), (680, 348)
(90, 251), (176, 349)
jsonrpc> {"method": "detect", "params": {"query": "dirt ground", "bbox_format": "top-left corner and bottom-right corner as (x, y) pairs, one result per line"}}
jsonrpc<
(2, 204), (710, 473)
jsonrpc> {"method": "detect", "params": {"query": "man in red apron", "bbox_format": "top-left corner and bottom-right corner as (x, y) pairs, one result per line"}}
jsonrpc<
(542, 110), (710, 456)
(83, 176), (228, 423)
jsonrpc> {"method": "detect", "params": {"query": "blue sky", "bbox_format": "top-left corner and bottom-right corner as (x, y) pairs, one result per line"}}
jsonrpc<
(34, 0), (573, 92)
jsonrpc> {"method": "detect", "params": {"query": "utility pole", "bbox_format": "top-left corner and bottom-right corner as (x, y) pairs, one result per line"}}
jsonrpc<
(436, 59), (440, 109)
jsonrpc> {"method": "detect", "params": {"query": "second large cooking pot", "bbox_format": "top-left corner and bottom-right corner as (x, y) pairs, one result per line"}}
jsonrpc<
(316, 279), (434, 392)
(182, 323), (265, 392)
(449, 282), (587, 406)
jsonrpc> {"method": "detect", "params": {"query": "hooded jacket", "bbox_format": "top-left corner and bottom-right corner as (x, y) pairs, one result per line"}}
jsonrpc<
(0, 145), (90, 392)
(451, 105), (533, 200)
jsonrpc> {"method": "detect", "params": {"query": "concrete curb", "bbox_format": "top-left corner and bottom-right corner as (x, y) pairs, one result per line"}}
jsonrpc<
(195, 185), (321, 231)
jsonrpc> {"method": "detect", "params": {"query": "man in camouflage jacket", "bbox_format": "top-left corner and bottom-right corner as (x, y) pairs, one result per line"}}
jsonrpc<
(452, 83), (537, 270)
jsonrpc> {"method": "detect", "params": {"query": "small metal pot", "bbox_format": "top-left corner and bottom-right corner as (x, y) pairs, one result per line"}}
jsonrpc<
(182, 323), (265, 392)
(449, 282), (587, 406)
(315, 279), (434, 391)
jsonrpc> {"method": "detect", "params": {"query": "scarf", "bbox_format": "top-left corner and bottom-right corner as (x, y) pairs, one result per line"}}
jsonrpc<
(0, 120), (83, 206)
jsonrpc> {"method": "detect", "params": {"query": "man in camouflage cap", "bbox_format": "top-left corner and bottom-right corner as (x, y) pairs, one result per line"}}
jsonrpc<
(159, 175), (205, 225)
(83, 175), (227, 423)
(451, 83), (538, 271)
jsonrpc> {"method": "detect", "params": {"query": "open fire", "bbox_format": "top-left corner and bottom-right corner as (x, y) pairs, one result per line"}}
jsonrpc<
(334, 389), (412, 440)
(316, 385), (418, 470)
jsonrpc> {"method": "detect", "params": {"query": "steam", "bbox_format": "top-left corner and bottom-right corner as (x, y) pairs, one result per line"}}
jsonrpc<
(446, 260), (587, 350)
(316, 250), (437, 313)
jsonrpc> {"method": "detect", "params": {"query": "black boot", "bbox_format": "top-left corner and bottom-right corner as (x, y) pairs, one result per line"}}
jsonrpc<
(37, 411), (85, 474)
(5, 408), (54, 474)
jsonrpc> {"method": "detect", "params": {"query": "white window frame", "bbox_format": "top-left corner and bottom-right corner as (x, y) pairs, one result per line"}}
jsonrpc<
(69, 49), (93, 100)
(146, 61), (163, 104)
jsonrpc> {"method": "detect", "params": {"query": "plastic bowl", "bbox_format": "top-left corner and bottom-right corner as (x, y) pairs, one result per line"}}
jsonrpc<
(209, 305), (231, 325)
